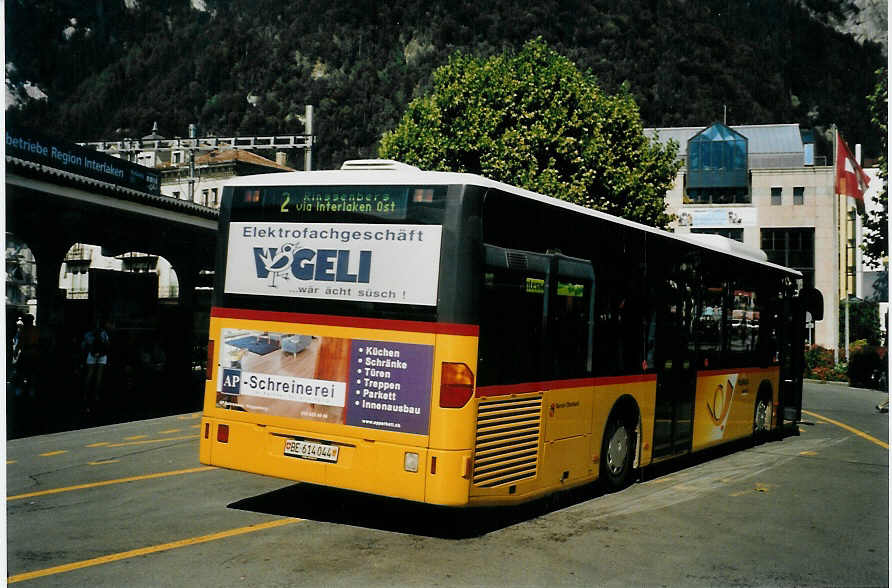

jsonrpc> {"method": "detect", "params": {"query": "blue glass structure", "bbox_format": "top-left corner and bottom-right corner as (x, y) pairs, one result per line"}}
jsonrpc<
(687, 123), (748, 190)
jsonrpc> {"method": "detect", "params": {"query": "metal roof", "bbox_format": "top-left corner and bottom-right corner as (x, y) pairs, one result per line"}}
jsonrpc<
(6, 155), (220, 222)
(645, 123), (804, 157)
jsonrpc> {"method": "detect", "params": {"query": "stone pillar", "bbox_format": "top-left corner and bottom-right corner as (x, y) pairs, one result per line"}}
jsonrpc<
(167, 254), (204, 411)
(29, 238), (72, 340)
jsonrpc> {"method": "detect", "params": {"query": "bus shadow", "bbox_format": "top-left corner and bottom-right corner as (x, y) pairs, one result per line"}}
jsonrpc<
(227, 482), (603, 539)
(228, 426), (801, 539)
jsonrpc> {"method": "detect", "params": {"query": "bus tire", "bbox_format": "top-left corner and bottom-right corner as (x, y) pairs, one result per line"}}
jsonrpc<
(600, 413), (635, 492)
(753, 393), (771, 444)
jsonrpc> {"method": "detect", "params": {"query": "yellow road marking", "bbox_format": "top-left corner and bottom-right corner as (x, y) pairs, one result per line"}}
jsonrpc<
(8, 518), (299, 583)
(177, 413), (201, 420)
(106, 434), (198, 448)
(39, 451), (68, 457)
(801, 409), (889, 450)
(158, 429), (181, 434)
(7, 460), (17, 465)
(7, 466), (214, 501)
(799, 451), (818, 456)
(86, 442), (109, 448)
(88, 460), (120, 466)
(124, 435), (148, 441)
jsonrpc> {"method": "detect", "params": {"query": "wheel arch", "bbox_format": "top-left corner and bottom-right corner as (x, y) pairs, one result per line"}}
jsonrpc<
(603, 394), (642, 468)
(754, 379), (775, 438)
(757, 379), (773, 403)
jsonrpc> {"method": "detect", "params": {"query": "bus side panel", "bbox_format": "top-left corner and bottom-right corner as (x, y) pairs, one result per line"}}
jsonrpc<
(467, 378), (656, 506)
(541, 386), (595, 489)
(691, 367), (780, 452)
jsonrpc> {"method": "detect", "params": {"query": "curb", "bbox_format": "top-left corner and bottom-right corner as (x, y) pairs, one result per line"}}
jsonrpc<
(804, 378), (888, 393)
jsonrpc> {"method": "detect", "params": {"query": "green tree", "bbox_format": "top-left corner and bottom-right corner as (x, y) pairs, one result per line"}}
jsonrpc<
(839, 299), (883, 348)
(863, 68), (888, 271)
(379, 38), (681, 228)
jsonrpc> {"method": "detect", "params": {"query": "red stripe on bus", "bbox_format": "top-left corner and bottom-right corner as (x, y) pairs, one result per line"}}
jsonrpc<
(211, 307), (480, 336)
(476, 373), (657, 398)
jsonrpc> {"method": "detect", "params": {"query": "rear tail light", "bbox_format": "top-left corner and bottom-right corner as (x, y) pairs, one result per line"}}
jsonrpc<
(206, 340), (215, 380)
(439, 363), (474, 408)
(217, 424), (229, 443)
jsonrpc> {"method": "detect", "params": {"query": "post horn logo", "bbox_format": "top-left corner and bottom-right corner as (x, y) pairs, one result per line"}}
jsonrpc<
(706, 379), (734, 426)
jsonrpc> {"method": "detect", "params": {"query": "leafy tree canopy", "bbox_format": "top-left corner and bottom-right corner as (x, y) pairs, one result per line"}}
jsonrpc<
(379, 39), (681, 228)
(862, 67), (887, 270)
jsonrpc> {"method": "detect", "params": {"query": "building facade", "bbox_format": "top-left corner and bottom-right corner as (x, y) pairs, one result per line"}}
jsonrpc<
(157, 148), (293, 206)
(646, 122), (878, 350)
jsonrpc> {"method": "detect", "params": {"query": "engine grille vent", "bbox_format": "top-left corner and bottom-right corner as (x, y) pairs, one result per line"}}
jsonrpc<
(472, 396), (542, 488)
(505, 251), (529, 271)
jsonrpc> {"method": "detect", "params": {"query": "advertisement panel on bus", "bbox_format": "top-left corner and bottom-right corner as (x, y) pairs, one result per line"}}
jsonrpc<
(216, 328), (435, 435)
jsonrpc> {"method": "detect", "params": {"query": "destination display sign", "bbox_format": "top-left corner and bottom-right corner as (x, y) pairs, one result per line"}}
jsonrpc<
(237, 186), (410, 220)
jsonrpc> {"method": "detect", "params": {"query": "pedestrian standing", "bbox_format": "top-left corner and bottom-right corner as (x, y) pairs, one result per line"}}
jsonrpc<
(12, 314), (39, 397)
(82, 321), (111, 408)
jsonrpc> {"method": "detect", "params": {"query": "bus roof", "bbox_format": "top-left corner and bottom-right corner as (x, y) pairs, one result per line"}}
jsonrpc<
(223, 161), (802, 277)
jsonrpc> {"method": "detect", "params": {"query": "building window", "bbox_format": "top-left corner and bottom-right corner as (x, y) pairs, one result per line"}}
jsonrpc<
(691, 227), (744, 242)
(770, 187), (782, 206)
(761, 228), (815, 288)
(172, 191), (180, 200)
(211, 188), (219, 206)
(793, 186), (804, 205)
(685, 188), (751, 204)
(202, 189), (209, 206)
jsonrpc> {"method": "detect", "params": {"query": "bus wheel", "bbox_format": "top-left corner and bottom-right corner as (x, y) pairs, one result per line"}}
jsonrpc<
(753, 396), (771, 444)
(600, 415), (634, 491)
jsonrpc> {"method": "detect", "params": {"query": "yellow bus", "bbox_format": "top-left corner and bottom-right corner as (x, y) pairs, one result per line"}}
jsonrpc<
(199, 160), (821, 506)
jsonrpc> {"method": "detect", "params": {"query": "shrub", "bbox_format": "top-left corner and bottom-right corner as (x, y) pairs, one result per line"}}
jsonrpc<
(848, 344), (888, 389)
(804, 345), (849, 382)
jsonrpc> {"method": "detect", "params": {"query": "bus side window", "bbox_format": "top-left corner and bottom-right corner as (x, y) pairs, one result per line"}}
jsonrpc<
(727, 281), (759, 366)
(756, 285), (782, 367)
(697, 278), (725, 369)
(478, 269), (545, 386)
(550, 279), (593, 379)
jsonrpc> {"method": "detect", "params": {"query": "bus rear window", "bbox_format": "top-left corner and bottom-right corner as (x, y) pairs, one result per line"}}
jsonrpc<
(230, 186), (446, 224)
(222, 185), (448, 310)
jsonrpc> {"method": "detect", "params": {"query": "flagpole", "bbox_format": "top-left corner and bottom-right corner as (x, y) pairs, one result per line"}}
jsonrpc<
(833, 126), (841, 364)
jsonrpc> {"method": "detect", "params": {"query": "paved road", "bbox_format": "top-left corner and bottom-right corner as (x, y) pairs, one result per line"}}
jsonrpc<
(6, 382), (888, 587)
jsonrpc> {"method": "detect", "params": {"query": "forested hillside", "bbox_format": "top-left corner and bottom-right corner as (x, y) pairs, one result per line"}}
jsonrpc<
(5, 0), (885, 170)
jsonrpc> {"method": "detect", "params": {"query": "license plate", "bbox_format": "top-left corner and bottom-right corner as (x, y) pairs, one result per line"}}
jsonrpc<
(284, 439), (339, 463)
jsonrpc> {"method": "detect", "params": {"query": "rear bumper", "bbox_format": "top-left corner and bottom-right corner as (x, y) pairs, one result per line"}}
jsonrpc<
(200, 416), (473, 505)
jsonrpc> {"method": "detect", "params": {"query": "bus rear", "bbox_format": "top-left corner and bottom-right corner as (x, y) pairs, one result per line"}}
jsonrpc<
(199, 168), (483, 506)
